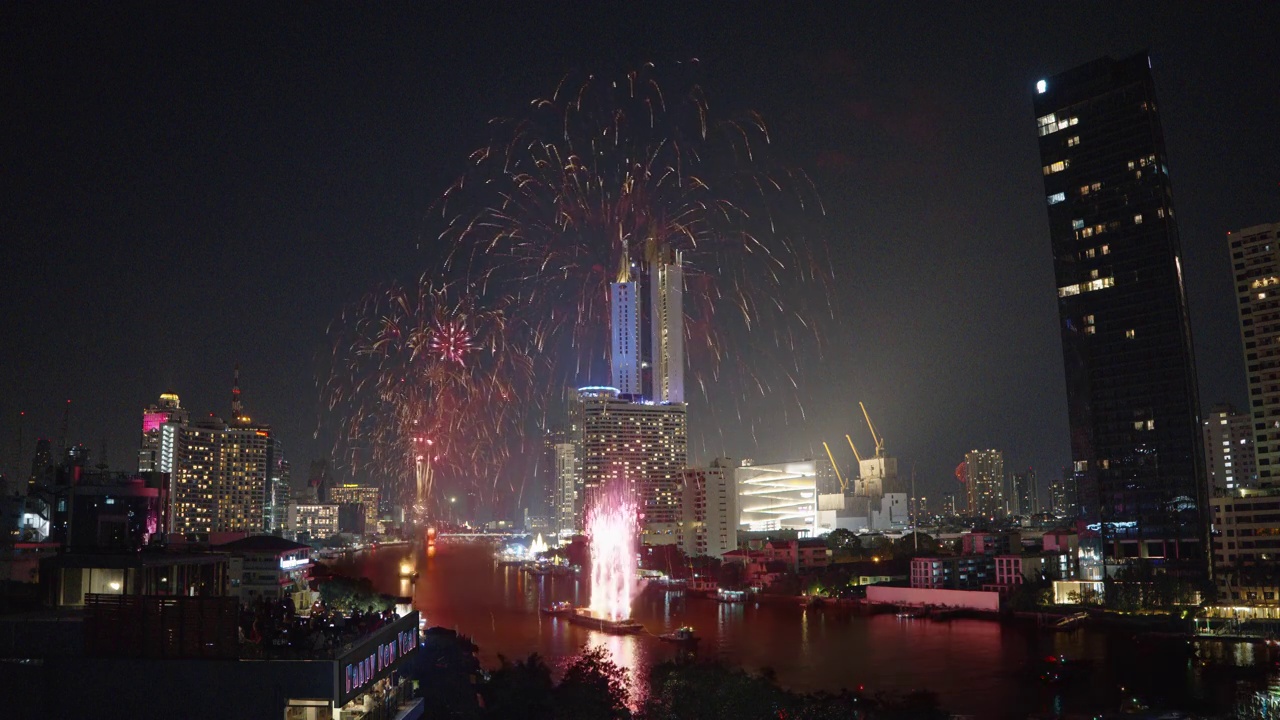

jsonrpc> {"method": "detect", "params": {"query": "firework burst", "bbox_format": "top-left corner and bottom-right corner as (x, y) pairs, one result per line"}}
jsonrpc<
(427, 63), (830, 415)
(323, 278), (534, 512)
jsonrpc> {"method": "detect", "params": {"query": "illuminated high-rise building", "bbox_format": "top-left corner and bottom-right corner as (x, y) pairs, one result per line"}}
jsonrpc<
(554, 442), (578, 536)
(610, 254), (642, 398)
(168, 370), (274, 536)
(328, 481), (380, 531)
(1201, 404), (1256, 494)
(578, 387), (687, 545)
(267, 456), (292, 534)
(964, 450), (1004, 518)
(139, 392), (189, 473)
(648, 244), (684, 403)
(1034, 53), (1204, 561)
(681, 458), (737, 558)
(1229, 222), (1280, 485)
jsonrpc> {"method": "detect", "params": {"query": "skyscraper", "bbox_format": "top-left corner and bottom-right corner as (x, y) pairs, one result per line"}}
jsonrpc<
(554, 441), (577, 537)
(964, 450), (1004, 517)
(680, 458), (737, 558)
(1229, 222), (1280, 484)
(578, 386), (688, 545)
(139, 393), (189, 473)
(1201, 403), (1257, 494)
(163, 372), (275, 537)
(1034, 53), (1205, 562)
(1013, 468), (1039, 516)
(610, 255), (642, 397)
(648, 244), (684, 403)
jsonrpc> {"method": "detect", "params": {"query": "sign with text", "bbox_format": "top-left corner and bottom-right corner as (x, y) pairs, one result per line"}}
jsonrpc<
(334, 610), (419, 707)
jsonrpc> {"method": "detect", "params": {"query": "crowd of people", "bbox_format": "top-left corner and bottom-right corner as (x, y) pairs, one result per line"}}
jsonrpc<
(238, 596), (400, 659)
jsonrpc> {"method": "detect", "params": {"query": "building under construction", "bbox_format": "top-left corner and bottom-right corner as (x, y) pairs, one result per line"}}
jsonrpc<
(818, 403), (909, 533)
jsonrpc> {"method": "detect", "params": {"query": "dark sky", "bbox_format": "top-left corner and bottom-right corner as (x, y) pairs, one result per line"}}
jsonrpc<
(3, 3), (1278, 513)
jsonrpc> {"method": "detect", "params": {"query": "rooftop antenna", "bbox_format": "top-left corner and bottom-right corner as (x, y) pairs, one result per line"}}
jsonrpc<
(58, 399), (71, 459)
(231, 364), (243, 420)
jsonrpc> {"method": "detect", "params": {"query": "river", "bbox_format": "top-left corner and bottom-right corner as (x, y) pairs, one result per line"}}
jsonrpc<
(330, 542), (1279, 719)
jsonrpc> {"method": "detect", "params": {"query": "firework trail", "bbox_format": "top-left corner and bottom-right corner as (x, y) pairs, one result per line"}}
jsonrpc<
(426, 63), (830, 414)
(327, 64), (830, 515)
(323, 278), (535, 512)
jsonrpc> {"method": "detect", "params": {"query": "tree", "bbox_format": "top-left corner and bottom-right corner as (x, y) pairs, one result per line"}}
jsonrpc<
(481, 653), (554, 720)
(555, 645), (631, 719)
(717, 561), (746, 589)
(892, 532), (939, 557)
(411, 627), (481, 718)
(825, 528), (857, 552)
(318, 575), (395, 613)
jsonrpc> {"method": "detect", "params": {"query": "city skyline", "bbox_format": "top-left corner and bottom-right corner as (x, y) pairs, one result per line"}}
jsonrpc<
(3, 4), (1279, 515)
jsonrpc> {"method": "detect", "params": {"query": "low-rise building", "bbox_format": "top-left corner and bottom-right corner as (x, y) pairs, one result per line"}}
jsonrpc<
(217, 535), (312, 607)
(961, 531), (1022, 555)
(910, 555), (994, 590)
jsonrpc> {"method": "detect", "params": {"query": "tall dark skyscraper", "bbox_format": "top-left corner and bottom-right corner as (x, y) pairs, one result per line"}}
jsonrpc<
(1033, 53), (1205, 564)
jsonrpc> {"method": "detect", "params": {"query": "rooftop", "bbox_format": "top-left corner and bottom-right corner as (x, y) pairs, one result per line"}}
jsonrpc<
(215, 535), (311, 554)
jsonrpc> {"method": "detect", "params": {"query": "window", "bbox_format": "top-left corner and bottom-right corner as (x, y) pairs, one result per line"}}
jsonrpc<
(1125, 329), (1135, 339)
(1100, 244), (1110, 255)
(1058, 276), (1115, 297)
(1043, 160), (1069, 175)
(1067, 135), (1080, 147)
(1072, 219), (1085, 230)
(1133, 214), (1143, 224)
(1048, 192), (1066, 205)
(1037, 114), (1078, 136)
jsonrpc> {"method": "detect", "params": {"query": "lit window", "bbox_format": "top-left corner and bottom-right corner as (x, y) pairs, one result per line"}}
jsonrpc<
(1133, 214), (1143, 224)
(1084, 314), (1095, 324)
(1048, 192), (1066, 205)
(1134, 421), (1144, 430)
(1081, 227), (1094, 238)
(1085, 326), (1096, 335)
(1043, 160), (1069, 175)
(1072, 219), (1085, 230)
(1058, 276), (1115, 297)
(1146, 420), (1155, 431)
(1067, 135), (1080, 147)
(1091, 182), (1102, 192)
(1080, 185), (1090, 196)
(1125, 329), (1135, 339)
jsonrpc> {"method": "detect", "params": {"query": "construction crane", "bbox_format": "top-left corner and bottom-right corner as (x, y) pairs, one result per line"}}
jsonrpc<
(860, 402), (885, 458)
(822, 441), (850, 493)
(844, 434), (863, 463)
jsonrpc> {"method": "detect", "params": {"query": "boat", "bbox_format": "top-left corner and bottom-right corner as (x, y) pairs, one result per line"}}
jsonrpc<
(658, 626), (700, 646)
(896, 607), (928, 619)
(565, 607), (644, 634)
(716, 588), (746, 603)
(540, 600), (573, 616)
(1051, 611), (1089, 631)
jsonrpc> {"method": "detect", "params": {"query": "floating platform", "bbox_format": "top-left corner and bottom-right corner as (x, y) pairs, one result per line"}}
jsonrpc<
(566, 608), (643, 634)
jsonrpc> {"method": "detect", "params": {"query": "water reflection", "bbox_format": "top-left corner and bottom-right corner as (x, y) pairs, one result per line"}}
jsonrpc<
(329, 542), (1278, 719)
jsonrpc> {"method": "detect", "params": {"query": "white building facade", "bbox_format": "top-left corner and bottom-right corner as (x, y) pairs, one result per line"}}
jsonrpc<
(680, 459), (737, 558)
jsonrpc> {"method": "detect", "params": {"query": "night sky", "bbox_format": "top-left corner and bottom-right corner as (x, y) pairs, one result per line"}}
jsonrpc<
(3, 3), (1278, 513)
